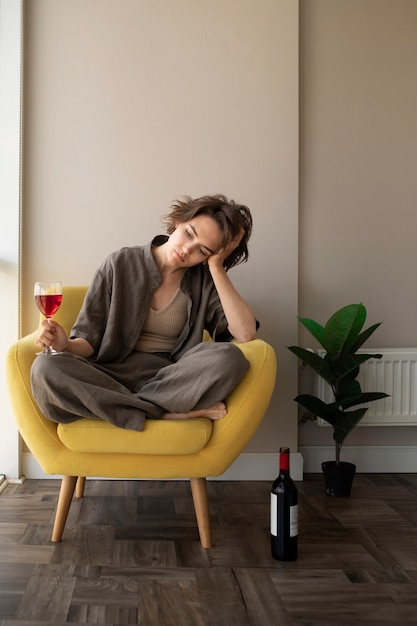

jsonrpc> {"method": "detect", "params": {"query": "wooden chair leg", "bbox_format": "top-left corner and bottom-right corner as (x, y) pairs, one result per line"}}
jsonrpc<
(190, 477), (212, 549)
(51, 475), (77, 543)
(75, 476), (86, 499)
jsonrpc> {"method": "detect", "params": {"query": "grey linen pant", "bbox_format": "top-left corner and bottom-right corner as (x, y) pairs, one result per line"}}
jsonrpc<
(30, 342), (250, 431)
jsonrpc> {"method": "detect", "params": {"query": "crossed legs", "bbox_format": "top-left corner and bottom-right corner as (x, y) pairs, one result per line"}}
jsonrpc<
(31, 341), (249, 431)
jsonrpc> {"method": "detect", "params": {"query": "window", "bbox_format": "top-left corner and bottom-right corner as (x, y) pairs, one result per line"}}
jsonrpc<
(0, 0), (23, 482)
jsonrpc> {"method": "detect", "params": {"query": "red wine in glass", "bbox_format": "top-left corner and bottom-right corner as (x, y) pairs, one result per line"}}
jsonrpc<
(34, 281), (63, 355)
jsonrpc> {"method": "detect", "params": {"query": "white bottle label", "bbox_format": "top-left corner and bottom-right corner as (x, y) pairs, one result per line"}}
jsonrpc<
(270, 493), (278, 536)
(270, 494), (298, 538)
(290, 504), (298, 538)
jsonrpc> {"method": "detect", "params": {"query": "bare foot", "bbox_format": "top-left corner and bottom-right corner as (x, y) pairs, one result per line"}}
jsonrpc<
(162, 402), (227, 421)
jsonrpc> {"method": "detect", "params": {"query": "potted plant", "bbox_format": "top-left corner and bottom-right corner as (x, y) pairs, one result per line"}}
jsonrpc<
(288, 303), (389, 496)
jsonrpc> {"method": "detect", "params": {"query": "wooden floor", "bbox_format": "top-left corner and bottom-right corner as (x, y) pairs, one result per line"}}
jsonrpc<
(1, 474), (417, 625)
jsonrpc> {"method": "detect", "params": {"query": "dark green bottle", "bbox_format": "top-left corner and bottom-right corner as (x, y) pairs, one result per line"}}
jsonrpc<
(270, 447), (298, 561)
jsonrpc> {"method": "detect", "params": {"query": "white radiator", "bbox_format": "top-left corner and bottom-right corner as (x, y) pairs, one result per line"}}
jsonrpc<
(315, 348), (417, 426)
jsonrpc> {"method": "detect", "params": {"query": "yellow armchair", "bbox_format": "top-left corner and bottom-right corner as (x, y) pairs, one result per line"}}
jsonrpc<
(6, 286), (276, 548)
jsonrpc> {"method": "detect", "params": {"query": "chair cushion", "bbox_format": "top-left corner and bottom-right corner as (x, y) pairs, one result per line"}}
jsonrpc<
(57, 417), (213, 454)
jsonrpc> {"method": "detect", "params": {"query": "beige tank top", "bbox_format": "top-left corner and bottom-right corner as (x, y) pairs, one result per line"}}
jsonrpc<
(134, 288), (188, 353)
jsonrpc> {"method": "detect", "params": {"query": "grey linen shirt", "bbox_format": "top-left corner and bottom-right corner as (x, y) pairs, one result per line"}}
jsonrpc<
(70, 236), (233, 364)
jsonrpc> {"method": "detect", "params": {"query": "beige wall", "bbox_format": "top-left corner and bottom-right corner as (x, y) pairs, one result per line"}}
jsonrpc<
(22, 1), (299, 454)
(299, 0), (417, 450)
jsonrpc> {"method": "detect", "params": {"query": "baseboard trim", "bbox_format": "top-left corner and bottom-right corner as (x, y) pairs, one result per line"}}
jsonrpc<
(21, 451), (305, 482)
(14, 447), (417, 487)
(212, 452), (304, 482)
(299, 445), (417, 473)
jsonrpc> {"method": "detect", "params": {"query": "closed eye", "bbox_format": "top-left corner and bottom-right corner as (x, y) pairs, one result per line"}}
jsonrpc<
(185, 227), (211, 257)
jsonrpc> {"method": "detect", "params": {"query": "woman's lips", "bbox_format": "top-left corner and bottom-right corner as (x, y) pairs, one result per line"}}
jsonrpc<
(174, 250), (185, 263)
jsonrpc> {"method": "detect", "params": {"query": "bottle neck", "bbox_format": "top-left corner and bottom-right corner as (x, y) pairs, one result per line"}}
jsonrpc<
(279, 452), (290, 474)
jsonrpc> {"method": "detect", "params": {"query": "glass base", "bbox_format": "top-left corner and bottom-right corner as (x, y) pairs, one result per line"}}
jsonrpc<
(36, 347), (63, 356)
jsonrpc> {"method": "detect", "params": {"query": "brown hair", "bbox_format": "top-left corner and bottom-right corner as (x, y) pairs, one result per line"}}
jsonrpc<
(163, 194), (253, 270)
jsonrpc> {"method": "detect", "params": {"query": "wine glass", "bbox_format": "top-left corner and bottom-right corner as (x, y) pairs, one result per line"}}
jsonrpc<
(34, 281), (63, 355)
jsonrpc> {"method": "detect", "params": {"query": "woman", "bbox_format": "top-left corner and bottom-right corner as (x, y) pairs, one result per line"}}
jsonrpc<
(31, 194), (257, 431)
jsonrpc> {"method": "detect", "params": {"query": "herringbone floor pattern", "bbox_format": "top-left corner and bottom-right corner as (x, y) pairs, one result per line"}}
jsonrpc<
(1, 474), (417, 625)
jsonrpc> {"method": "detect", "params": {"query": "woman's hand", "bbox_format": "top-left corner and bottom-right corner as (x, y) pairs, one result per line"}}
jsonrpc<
(35, 319), (69, 352)
(34, 320), (95, 357)
(207, 229), (244, 270)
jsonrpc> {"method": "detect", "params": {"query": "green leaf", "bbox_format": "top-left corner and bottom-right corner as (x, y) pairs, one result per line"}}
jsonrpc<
(333, 407), (368, 444)
(322, 304), (366, 356)
(297, 317), (325, 345)
(293, 394), (338, 427)
(335, 378), (362, 403)
(349, 322), (382, 352)
(331, 352), (383, 381)
(341, 391), (389, 410)
(288, 347), (335, 387)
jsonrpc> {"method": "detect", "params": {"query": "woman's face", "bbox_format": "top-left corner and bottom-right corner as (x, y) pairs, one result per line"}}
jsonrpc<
(168, 214), (223, 268)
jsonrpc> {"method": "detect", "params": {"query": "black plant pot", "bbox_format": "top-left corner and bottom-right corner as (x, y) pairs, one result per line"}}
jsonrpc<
(321, 461), (356, 497)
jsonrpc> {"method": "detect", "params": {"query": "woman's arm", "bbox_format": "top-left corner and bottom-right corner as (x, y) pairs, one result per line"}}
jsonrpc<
(207, 233), (257, 343)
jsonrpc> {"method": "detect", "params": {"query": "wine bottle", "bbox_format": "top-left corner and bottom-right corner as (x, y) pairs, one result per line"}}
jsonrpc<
(270, 446), (298, 561)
